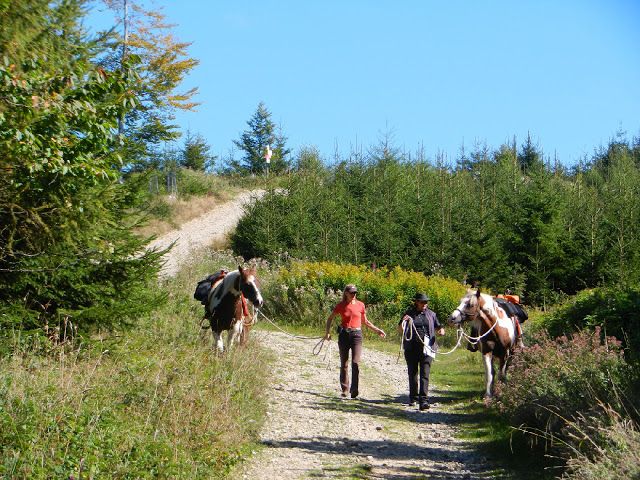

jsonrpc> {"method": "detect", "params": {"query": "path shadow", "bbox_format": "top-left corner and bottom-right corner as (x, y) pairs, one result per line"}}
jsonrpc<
(274, 386), (485, 428)
(262, 436), (502, 479)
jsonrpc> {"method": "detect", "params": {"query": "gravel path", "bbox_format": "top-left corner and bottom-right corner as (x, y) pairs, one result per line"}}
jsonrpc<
(146, 190), (264, 278)
(232, 330), (502, 479)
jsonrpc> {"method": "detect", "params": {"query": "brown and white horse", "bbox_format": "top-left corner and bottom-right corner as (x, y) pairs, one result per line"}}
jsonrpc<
(206, 266), (263, 352)
(448, 289), (516, 398)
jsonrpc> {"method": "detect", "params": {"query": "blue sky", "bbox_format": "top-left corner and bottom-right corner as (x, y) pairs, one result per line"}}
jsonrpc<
(88, 1), (640, 166)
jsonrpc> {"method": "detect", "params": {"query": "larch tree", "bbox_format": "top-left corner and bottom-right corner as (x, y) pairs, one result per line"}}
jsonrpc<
(99, 0), (200, 171)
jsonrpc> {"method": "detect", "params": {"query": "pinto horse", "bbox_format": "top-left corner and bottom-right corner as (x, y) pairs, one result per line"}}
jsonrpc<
(206, 266), (263, 352)
(448, 290), (516, 398)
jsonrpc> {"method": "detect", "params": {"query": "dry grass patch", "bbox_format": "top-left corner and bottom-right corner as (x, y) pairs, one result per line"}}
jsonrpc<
(137, 191), (241, 239)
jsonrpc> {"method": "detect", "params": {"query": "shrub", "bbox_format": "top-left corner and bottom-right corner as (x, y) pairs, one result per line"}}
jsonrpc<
(263, 260), (466, 340)
(147, 196), (174, 220)
(496, 328), (633, 448)
(177, 168), (221, 197)
(543, 285), (640, 363)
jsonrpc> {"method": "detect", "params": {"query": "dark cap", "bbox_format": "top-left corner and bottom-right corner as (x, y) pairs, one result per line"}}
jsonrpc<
(344, 284), (358, 294)
(413, 293), (430, 302)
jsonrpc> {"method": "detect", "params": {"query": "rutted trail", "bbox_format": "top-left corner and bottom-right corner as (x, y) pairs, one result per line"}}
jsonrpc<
(234, 330), (501, 479)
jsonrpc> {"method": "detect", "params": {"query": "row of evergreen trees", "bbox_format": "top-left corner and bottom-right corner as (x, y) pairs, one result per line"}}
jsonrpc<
(232, 134), (640, 306)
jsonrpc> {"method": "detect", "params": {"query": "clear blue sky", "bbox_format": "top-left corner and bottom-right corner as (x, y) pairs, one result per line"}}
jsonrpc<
(89, 1), (640, 166)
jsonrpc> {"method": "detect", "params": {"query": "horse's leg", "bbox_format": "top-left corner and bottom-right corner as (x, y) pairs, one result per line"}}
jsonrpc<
(226, 327), (235, 350)
(234, 320), (244, 345)
(227, 321), (243, 349)
(499, 353), (511, 383)
(240, 321), (250, 346)
(212, 330), (224, 353)
(483, 352), (494, 398)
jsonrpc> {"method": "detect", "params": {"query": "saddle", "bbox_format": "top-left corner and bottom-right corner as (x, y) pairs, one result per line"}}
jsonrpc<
(495, 296), (528, 323)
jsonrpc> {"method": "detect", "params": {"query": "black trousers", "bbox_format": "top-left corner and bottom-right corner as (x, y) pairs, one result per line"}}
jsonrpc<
(338, 329), (362, 395)
(403, 347), (433, 404)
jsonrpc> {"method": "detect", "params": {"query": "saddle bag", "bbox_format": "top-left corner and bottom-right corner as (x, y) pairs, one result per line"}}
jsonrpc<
(194, 270), (228, 305)
(495, 297), (528, 323)
(512, 303), (528, 322)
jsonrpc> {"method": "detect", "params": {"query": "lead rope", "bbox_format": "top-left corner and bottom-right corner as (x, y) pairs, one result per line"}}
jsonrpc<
(312, 337), (334, 370)
(256, 310), (334, 369)
(397, 317), (472, 358)
(396, 317), (414, 363)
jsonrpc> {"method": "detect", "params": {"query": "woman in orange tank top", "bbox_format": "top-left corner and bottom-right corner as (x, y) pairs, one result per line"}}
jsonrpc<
(324, 284), (386, 398)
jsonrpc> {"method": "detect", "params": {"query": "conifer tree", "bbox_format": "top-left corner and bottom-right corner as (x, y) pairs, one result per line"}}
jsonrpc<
(0, 0), (164, 335)
(182, 131), (216, 171)
(231, 102), (290, 175)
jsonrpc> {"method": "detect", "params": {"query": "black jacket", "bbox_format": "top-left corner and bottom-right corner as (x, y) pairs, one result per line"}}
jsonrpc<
(399, 306), (441, 352)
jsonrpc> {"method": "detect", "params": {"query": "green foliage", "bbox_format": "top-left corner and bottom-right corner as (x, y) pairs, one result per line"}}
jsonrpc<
(229, 102), (291, 175)
(182, 130), (216, 172)
(542, 285), (640, 364)
(176, 168), (226, 197)
(262, 260), (466, 338)
(232, 135), (640, 307)
(0, 0), (88, 76)
(0, 3), (163, 336)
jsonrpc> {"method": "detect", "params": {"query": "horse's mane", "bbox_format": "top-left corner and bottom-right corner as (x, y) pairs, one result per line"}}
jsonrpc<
(466, 289), (500, 319)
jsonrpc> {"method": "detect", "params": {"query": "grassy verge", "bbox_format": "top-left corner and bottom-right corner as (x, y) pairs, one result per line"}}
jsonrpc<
(0, 255), (273, 479)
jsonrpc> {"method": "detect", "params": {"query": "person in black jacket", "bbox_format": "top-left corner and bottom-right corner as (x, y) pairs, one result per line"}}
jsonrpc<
(398, 293), (445, 410)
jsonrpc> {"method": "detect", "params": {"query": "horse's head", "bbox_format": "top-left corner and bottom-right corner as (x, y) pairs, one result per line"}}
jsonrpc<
(238, 266), (263, 308)
(448, 289), (483, 325)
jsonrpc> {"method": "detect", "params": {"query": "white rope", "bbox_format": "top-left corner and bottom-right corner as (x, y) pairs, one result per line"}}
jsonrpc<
(256, 309), (323, 340)
(255, 310), (336, 368)
(397, 317), (476, 358)
(460, 312), (499, 344)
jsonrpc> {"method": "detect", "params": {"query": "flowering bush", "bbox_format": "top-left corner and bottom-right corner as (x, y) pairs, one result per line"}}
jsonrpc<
(495, 327), (632, 446)
(543, 285), (640, 363)
(263, 260), (466, 336)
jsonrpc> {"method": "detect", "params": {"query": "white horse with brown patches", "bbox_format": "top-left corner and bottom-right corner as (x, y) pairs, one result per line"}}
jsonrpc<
(206, 266), (263, 353)
(448, 289), (516, 398)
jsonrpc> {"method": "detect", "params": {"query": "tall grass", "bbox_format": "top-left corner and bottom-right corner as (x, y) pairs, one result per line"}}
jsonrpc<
(561, 405), (640, 479)
(0, 251), (272, 479)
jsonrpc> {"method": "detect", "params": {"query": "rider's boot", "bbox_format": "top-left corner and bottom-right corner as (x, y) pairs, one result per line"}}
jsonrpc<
(515, 319), (525, 349)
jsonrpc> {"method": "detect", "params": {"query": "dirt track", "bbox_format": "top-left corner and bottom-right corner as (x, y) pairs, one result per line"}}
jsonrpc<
(146, 190), (264, 278)
(233, 330), (501, 479)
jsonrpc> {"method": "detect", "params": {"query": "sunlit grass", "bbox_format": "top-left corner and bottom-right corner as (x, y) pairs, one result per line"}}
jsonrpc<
(0, 253), (273, 479)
